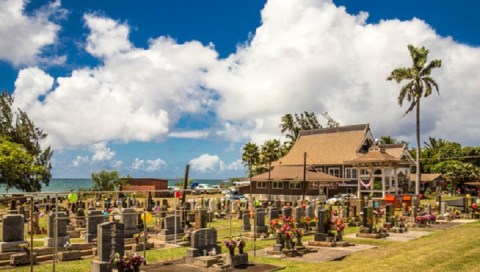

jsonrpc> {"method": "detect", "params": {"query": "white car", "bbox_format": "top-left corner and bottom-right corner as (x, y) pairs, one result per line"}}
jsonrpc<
(327, 194), (356, 205)
(193, 184), (216, 194)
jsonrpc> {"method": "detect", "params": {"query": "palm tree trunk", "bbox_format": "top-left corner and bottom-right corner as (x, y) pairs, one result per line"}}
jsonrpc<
(415, 98), (421, 195)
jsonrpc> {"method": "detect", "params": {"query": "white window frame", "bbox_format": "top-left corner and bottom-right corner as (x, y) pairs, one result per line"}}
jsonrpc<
(289, 181), (301, 190)
(328, 167), (341, 178)
(256, 181), (267, 189)
(345, 168), (357, 179)
(272, 181), (283, 189)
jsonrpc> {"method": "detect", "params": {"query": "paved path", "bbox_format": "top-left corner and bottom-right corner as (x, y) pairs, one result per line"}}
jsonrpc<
(344, 230), (432, 242)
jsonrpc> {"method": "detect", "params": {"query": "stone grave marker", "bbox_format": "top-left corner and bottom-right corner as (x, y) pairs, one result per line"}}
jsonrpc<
(242, 213), (251, 231)
(91, 222), (124, 272)
(295, 206), (305, 229)
(253, 208), (268, 234)
(44, 211), (70, 247)
(282, 206), (292, 219)
(120, 208), (137, 238)
(187, 228), (221, 257)
(269, 208), (280, 220)
(314, 207), (329, 241)
(158, 215), (184, 242)
(195, 208), (208, 229)
(86, 209), (104, 243)
(0, 214), (25, 252)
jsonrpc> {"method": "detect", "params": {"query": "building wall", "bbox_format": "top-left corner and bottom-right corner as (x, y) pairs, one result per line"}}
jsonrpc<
(124, 178), (169, 197)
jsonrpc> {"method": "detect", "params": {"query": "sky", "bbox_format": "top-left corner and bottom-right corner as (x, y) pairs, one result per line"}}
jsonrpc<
(1, 0), (479, 179)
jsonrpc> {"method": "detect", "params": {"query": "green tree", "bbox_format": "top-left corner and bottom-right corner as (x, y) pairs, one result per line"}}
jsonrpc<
(0, 91), (52, 192)
(387, 44), (442, 195)
(91, 170), (124, 191)
(432, 160), (479, 193)
(242, 142), (260, 178)
(260, 139), (282, 171)
(174, 177), (193, 188)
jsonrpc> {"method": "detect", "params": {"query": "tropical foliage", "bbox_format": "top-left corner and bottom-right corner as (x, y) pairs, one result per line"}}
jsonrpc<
(91, 170), (126, 191)
(387, 44), (442, 195)
(0, 91), (52, 191)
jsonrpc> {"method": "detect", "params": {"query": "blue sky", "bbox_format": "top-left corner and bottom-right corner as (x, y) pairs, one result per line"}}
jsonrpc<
(1, 0), (479, 179)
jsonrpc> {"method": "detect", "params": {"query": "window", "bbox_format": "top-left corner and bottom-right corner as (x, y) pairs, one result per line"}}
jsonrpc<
(328, 167), (341, 177)
(345, 168), (357, 179)
(289, 182), (301, 190)
(256, 181), (267, 189)
(272, 181), (283, 189)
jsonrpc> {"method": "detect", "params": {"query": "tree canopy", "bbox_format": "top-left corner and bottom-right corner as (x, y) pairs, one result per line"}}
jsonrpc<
(91, 170), (125, 191)
(0, 91), (52, 192)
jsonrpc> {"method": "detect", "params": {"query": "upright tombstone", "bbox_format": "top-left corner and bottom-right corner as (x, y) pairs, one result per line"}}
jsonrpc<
(0, 214), (25, 252)
(282, 206), (292, 219)
(208, 199), (217, 213)
(242, 213), (251, 231)
(269, 208), (280, 220)
(306, 204), (315, 219)
(295, 206), (306, 229)
(91, 222), (125, 272)
(186, 228), (221, 257)
(158, 215), (184, 242)
(120, 208), (138, 238)
(195, 209), (208, 229)
(254, 208), (268, 234)
(86, 209), (105, 243)
(314, 207), (329, 241)
(44, 211), (70, 247)
(71, 207), (86, 228)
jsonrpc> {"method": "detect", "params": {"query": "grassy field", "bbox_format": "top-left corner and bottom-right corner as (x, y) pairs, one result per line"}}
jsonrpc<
(5, 217), (480, 272)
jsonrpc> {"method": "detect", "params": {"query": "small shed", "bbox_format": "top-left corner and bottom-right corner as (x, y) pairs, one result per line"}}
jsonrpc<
(122, 178), (169, 197)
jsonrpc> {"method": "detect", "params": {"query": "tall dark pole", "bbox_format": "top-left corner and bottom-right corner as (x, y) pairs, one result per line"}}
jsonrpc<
(268, 159), (271, 201)
(181, 164), (190, 205)
(302, 152), (307, 201)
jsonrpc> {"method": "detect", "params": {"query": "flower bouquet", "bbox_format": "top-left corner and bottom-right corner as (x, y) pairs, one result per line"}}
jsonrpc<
(19, 243), (30, 255)
(224, 239), (237, 255)
(236, 238), (246, 254)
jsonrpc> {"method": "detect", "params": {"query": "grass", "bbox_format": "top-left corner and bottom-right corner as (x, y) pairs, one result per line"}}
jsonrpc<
(6, 218), (480, 272)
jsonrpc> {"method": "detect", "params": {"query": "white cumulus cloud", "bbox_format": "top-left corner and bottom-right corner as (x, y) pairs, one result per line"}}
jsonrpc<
(90, 142), (116, 162)
(0, 0), (65, 66)
(190, 154), (243, 173)
(72, 155), (89, 167)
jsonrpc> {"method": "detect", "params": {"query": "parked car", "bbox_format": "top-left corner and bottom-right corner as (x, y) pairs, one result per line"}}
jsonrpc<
(167, 186), (181, 197)
(193, 184), (216, 194)
(327, 194), (356, 205)
(210, 185), (222, 193)
(227, 194), (248, 201)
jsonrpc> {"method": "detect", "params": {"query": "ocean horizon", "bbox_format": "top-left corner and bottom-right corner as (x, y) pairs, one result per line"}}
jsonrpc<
(0, 178), (225, 194)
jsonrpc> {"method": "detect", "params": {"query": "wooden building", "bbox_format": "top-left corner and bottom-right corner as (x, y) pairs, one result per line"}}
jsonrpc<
(122, 178), (169, 197)
(248, 124), (414, 199)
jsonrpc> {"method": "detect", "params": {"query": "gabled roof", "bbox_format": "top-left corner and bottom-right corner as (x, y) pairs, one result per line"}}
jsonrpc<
(275, 124), (373, 166)
(251, 165), (344, 182)
(379, 144), (414, 164)
(347, 145), (401, 166)
(409, 173), (446, 183)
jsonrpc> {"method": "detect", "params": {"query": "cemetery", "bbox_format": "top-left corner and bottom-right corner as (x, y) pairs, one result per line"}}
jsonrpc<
(0, 189), (478, 272)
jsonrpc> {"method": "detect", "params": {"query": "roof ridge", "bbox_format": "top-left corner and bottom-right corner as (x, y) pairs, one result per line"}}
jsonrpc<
(299, 124), (369, 136)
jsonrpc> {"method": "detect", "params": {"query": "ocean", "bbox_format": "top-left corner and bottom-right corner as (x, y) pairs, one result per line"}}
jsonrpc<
(0, 178), (224, 194)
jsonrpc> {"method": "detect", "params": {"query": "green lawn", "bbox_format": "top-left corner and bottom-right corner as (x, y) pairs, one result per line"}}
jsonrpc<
(7, 217), (480, 272)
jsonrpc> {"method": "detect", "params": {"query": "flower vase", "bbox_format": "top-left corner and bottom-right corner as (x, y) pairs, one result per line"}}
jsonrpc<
(297, 236), (303, 247)
(284, 239), (292, 250)
(238, 246), (244, 254)
(229, 247), (235, 255)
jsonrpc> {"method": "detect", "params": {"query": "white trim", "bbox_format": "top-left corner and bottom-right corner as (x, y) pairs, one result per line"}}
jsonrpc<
(289, 181), (301, 190)
(272, 181), (283, 189)
(256, 181), (267, 189)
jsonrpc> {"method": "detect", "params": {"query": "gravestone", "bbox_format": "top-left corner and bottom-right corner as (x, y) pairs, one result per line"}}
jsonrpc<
(186, 228), (221, 257)
(70, 207), (86, 228)
(28, 212), (41, 235)
(120, 208), (138, 238)
(295, 206), (305, 229)
(208, 199), (217, 213)
(306, 204), (315, 219)
(158, 215), (184, 242)
(91, 222), (124, 272)
(385, 204), (394, 223)
(269, 208), (280, 220)
(86, 210), (104, 243)
(253, 208), (268, 234)
(195, 209), (208, 229)
(282, 207), (292, 219)
(0, 214), (25, 252)
(314, 207), (329, 241)
(242, 213), (251, 231)
(44, 211), (70, 247)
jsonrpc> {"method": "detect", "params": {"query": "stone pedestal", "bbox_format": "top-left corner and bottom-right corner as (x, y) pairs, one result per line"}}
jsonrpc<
(91, 260), (109, 272)
(57, 250), (82, 261)
(0, 241), (24, 253)
(10, 253), (37, 266)
(44, 235), (70, 247)
(224, 253), (248, 267)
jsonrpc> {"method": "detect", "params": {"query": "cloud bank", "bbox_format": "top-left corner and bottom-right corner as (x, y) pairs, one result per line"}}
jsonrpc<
(11, 0), (480, 164)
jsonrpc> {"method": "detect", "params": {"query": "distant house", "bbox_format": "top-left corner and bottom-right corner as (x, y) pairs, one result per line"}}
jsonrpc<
(122, 178), (169, 197)
(409, 173), (447, 193)
(247, 124), (414, 199)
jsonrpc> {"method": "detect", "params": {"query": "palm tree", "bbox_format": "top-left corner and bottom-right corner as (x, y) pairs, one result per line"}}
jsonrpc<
(242, 142), (260, 178)
(387, 44), (442, 195)
(261, 139), (282, 201)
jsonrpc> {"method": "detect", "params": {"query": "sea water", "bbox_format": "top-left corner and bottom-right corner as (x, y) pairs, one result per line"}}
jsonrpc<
(0, 178), (223, 194)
